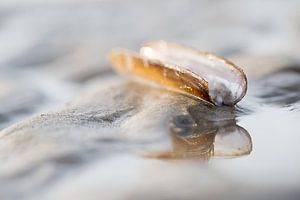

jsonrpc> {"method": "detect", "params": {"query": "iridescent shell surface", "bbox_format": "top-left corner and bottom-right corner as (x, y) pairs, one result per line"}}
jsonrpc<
(109, 41), (247, 106)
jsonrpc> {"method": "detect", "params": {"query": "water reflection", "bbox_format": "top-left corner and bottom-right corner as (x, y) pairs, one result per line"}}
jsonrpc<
(154, 104), (252, 159)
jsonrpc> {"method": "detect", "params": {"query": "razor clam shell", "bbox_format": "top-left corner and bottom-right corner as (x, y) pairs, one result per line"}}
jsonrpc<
(109, 50), (212, 104)
(140, 41), (248, 106)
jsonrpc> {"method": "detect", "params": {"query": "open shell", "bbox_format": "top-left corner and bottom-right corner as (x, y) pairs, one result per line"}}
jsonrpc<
(109, 41), (247, 106)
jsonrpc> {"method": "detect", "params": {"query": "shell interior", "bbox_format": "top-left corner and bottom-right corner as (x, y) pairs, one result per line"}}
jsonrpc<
(140, 41), (247, 106)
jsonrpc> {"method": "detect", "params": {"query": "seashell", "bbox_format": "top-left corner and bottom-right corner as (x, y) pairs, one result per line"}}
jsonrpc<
(109, 41), (247, 106)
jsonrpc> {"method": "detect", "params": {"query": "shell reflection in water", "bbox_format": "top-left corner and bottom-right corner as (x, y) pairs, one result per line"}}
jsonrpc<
(109, 40), (247, 106)
(149, 105), (252, 159)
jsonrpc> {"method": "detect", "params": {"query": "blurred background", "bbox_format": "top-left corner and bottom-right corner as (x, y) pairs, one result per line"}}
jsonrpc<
(0, 0), (299, 200)
(0, 0), (299, 128)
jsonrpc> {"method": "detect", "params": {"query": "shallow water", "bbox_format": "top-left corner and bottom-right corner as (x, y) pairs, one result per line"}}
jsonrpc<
(38, 70), (300, 199)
